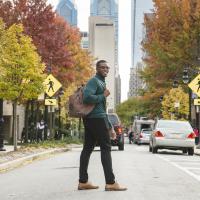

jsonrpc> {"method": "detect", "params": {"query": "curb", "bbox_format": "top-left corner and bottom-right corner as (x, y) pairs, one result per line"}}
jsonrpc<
(0, 148), (69, 173)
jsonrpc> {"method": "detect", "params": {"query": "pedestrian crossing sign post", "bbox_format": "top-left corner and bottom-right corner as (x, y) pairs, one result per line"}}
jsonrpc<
(43, 74), (62, 97)
(188, 74), (200, 97)
(45, 99), (57, 106)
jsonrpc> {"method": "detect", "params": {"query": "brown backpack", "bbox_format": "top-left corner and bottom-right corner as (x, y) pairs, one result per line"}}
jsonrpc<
(68, 86), (95, 118)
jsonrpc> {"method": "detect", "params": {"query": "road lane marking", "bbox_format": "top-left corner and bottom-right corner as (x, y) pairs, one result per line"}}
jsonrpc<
(157, 155), (200, 182)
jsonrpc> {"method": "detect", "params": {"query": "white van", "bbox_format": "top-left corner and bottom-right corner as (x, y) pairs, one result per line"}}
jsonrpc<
(132, 118), (155, 144)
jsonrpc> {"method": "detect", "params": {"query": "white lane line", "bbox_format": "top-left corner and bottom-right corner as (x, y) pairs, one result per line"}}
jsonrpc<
(186, 168), (200, 170)
(157, 155), (200, 182)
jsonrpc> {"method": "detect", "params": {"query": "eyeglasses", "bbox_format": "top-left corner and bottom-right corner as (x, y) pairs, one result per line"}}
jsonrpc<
(98, 66), (110, 70)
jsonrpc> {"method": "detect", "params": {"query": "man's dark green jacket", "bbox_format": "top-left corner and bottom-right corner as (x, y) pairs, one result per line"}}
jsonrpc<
(83, 74), (112, 129)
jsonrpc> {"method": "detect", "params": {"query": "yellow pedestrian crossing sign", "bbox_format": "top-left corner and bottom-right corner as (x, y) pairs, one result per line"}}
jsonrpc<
(44, 74), (62, 97)
(188, 74), (200, 97)
(194, 99), (200, 106)
(45, 99), (57, 106)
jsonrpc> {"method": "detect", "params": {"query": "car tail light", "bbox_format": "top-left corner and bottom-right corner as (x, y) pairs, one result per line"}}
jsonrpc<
(154, 131), (164, 137)
(117, 127), (122, 134)
(140, 133), (143, 138)
(187, 132), (196, 139)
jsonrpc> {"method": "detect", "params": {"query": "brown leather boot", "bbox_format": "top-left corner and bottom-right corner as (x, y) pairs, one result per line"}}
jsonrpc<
(78, 182), (99, 190)
(105, 182), (127, 191)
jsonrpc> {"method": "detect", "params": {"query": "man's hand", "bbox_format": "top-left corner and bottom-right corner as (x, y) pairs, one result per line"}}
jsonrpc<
(104, 89), (110, 97)
(109, 128), (116, 140)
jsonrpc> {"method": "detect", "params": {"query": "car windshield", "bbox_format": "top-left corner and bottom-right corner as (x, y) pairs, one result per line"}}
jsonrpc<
(141, 124), (152, 129)
(108, 114), (120, 125)
(157, 121), (192, 130)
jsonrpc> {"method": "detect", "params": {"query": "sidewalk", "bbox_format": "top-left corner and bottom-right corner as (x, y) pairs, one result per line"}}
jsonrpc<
(0, 144), (82, 173)
(0, 145), (15, 153)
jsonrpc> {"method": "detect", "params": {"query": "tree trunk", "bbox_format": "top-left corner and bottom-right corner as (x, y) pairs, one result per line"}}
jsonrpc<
(24, 101), (30, 143)
(0, 99), (4, 150)
(78, 118), (81, 139)
(13, 101), (17, 151)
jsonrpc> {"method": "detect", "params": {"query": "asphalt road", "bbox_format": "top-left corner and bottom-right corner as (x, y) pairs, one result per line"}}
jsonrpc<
(1, 139), (200, 200)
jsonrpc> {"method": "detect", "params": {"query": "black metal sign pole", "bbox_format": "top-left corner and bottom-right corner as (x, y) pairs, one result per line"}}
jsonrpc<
(0, 99), (5, 151)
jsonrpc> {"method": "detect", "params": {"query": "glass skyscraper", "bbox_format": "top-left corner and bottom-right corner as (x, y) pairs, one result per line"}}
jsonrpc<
(56, 0), (77, 26)
(131, 0), (153, 67)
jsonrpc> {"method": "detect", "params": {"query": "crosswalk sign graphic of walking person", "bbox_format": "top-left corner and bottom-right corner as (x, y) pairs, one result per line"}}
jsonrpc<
(44, 74), (62, 97)
(188, 74), (200, 97)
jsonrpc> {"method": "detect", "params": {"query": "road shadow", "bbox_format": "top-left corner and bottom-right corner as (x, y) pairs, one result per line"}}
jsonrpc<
(157, 150), (185, 156)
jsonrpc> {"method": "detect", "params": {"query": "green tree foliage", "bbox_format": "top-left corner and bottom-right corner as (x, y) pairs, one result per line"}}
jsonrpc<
(116, 97), (150, 126)
(161, 86), (189, 120)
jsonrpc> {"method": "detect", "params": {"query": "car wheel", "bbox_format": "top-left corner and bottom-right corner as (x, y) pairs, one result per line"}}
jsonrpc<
(118, 143), (124, 151)
(182, 149), (187, 154)
(188, 147), (194, 156)
(152, 146), (158, 154)
(149, 145), (152, 152)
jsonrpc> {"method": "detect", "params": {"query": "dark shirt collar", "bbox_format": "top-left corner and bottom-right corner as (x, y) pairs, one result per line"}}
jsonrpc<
(95, 73), (105, 82)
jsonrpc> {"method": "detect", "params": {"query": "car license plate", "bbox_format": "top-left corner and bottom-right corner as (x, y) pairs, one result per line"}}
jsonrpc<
(170, 134), (182, 139)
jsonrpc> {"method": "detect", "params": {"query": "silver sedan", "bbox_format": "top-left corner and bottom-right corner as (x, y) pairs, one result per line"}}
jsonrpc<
(149, 120), (195, 155)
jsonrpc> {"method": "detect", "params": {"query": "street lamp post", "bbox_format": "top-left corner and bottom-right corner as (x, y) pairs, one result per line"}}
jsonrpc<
(58, 88), (64, 139)
(182, 68), (192, 123)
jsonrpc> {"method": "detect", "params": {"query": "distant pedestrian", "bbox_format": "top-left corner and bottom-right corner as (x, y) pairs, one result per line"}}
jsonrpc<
(128, 131), (133, 144)
(36, 119), (45, 142)
(194, 127), (199, 145)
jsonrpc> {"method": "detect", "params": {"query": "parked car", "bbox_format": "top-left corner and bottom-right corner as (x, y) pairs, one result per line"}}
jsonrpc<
(137, 128), (153, 145)
(149, 120), (195, 155)
(108, 113), (124, 151)
(132, 118), (155, 144)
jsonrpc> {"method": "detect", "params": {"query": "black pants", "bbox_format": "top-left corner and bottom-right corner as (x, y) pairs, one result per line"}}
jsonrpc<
(79, 118), (115, 184)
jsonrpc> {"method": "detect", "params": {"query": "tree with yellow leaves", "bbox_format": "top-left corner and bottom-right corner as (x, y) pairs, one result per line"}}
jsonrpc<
(161, 86), (189, 120)
(0, 20), (45, 150)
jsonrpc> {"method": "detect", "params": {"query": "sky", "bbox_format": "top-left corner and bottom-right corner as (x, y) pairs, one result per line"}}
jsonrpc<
(47, 0), (153, 102)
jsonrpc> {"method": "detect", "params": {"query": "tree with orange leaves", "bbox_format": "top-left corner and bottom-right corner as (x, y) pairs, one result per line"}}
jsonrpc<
(141, 0), (200, 117)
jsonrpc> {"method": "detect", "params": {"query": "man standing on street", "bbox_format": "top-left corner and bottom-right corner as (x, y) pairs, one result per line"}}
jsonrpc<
(78, 60), (127, 191)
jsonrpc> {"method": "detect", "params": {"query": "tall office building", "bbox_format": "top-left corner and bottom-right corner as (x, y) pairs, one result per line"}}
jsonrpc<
(90, 0), (118, 65)
(128, 62), (144, 98)
(81, 32), (89, 50)
(56, 0), (77, 26)
(131, 0), (153, 67)
(129, 0), (153, 98)
(90, 0), (120, 107)
(89, 16), (116, 111)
